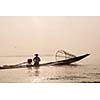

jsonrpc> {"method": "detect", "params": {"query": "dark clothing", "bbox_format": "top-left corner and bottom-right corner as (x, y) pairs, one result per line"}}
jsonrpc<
(33, 56), (41, 66)
(27, 59), (32, 64)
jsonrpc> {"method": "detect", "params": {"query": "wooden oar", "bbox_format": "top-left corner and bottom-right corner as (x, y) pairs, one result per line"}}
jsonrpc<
(14, 62), (27, 66)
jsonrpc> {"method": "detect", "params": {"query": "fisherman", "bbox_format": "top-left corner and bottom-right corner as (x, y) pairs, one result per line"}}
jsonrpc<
(33, 54), (41, 66)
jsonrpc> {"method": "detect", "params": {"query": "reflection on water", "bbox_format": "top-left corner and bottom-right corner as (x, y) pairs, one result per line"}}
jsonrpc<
(26, 66), (41, 82)
(47, 76), (87, 81)
(25, 64), (100, 83)
(34, 69), (39, 77)
(27, 66), (40, 77)
(0, 64), (100, 83)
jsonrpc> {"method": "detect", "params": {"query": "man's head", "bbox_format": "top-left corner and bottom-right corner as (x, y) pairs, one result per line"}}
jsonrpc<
(35, 54), (38, 57)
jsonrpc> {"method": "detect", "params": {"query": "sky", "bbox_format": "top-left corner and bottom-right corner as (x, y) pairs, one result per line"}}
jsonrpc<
(0, 16), (100, 62)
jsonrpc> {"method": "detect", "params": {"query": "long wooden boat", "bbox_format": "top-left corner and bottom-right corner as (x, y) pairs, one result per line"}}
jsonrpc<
(0, 54), (90, 70)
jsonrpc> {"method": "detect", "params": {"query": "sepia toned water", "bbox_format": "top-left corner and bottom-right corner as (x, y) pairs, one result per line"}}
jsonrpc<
(0, 56), (100, 83)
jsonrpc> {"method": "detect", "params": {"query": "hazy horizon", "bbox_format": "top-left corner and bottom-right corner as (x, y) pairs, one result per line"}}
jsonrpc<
(0, 16), (100, 64)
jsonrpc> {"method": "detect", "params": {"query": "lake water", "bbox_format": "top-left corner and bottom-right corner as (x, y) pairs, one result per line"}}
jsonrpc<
(0, 56), (100, 83)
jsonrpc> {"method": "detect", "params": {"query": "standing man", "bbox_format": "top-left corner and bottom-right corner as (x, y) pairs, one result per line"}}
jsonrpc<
(33, 54), (41, 66)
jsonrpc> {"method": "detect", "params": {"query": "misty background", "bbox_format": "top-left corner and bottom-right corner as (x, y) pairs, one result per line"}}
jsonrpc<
(0, 16), (100, 64)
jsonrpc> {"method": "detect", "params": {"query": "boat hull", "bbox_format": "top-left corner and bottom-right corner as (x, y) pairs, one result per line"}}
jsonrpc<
(52, 54), (90, 65)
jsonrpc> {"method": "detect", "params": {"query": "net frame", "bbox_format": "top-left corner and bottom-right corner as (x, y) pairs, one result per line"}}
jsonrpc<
(55, 50), (76, 61)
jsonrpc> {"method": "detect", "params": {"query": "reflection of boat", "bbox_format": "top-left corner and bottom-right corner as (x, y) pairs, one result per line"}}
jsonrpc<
(0, 53), (90, 70)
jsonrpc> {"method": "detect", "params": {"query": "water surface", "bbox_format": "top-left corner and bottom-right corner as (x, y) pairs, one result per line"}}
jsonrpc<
(0, 56), (100, 83)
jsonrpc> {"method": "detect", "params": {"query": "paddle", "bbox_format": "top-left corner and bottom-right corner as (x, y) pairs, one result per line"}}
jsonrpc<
(14, 59), (33, 66)
(14, 61), (27, 67)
